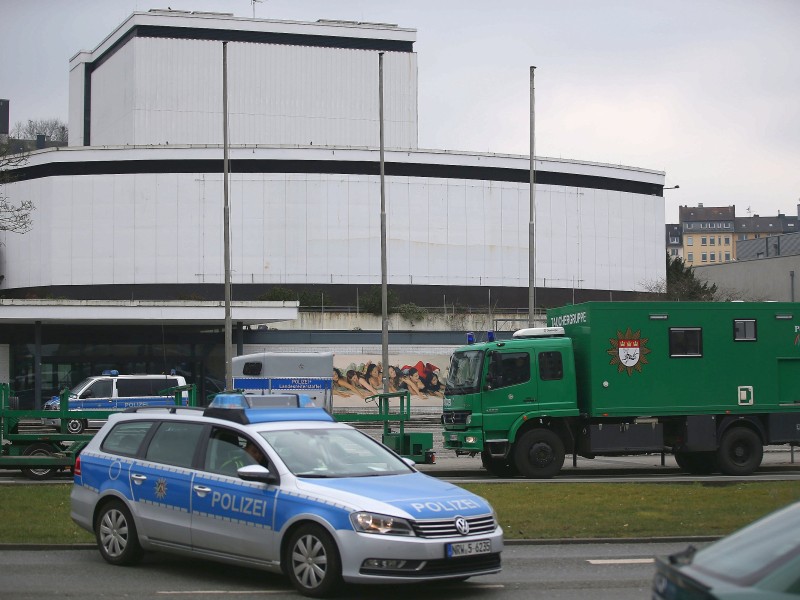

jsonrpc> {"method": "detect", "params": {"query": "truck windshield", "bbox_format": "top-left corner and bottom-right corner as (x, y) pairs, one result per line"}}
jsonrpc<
(445, 350), (484, 395)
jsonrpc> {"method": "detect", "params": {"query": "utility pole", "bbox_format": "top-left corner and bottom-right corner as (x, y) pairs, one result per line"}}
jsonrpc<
(379, 52), (389, 393)
(223, 41), (233, 390)
(528, 66), (537, 327)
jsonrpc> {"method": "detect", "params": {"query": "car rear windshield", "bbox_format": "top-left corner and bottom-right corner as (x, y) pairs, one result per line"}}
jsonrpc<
(691, 502), (800, 586)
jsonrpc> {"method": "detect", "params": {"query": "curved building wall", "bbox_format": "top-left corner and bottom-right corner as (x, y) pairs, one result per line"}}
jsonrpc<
(1, 145), (664, 301)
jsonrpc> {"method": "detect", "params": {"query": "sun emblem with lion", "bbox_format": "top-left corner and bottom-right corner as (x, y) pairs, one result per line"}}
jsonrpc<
(607, 328), (650, 375)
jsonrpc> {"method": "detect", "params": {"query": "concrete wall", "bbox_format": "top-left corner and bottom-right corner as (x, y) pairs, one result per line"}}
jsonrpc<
(695, 254), (800, 301)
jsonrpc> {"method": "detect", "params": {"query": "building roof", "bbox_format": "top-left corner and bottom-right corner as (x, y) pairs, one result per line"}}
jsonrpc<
(734, 215), (799, 233)
(679, 205), (735, 221)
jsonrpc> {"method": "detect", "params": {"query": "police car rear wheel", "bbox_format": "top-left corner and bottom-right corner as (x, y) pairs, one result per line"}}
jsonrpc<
(286, 524), (341, 597)
(95, 501), (143, 566)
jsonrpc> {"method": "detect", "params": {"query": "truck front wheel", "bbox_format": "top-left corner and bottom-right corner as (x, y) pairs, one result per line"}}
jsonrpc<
(716, 427), (762, 476)
(514, 429), (565, 479)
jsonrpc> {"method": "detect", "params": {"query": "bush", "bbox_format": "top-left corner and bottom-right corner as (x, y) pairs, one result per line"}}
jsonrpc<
(361, 286), (398, 315)
(398, 302), (427, 324)
(257, 286), (296, 302)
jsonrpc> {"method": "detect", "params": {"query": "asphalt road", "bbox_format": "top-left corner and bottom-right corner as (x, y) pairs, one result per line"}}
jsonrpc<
(0, 541), (696, 599)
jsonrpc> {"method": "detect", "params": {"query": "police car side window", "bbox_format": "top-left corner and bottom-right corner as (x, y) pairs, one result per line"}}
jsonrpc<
(101, 421), (155, 456)
(204, 428), (266, 476)
(83, 379), (113, 399)
(145, 422), (205, 468)
(116, 379), (152, 398)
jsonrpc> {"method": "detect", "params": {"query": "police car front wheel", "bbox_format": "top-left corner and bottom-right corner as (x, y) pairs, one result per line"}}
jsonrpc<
(95, 500), (143, 566)
(285, 524), (342, 598)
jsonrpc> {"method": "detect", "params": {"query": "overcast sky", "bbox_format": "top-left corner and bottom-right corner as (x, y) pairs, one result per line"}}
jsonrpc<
(2, 0), (799, 223)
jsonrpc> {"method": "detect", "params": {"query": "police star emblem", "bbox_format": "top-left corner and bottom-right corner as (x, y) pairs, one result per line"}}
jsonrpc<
(607, 327), (650, 375)
(154, 478), (168, 500)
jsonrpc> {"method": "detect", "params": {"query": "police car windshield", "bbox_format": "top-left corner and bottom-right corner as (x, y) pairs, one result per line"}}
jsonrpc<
(260, 428), (412, 478)
(71, 378), (95, 395)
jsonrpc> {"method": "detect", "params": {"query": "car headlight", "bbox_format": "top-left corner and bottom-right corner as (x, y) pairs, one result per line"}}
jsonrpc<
(350, 512), (415, 536)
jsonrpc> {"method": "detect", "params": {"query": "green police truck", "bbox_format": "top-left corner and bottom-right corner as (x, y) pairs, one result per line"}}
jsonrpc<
(442, 302), (800, 478)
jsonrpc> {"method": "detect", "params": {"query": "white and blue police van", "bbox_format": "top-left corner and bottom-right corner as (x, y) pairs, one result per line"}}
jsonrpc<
(43, 371), (187, 434)
(70, 394), (503, 597)
(233, 352), (333, 411)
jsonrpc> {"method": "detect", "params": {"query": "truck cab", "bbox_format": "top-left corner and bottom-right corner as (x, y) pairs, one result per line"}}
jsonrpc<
(443, 328), (579, 477)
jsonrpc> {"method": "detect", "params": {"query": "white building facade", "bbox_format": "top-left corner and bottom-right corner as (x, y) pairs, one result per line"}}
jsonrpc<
(2, 9), (666, 306)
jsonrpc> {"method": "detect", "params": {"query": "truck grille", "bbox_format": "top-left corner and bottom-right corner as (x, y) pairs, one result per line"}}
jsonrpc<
(412, 514), (496, 538)
(441, 411), (470, 425)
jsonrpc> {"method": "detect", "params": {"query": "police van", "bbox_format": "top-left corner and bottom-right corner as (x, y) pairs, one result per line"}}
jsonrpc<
(43, 372), (187, 434)
(70, 394), (503, 597)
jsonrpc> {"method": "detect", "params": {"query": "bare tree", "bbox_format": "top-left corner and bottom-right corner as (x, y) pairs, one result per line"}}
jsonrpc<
(0, 141), (34, 235)
(11, 118), (68, 143)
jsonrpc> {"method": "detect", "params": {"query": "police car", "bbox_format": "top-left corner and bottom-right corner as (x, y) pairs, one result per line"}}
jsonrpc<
(70, 395), (503, 597)
(43, 371), (188, 434)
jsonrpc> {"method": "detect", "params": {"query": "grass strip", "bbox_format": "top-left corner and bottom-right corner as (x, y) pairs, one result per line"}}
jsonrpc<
(463, 481), (800, 539)
(1, 482), (798, 544)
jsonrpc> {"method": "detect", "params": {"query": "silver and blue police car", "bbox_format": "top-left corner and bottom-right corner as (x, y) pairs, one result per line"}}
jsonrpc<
(71, 396), (503, 597)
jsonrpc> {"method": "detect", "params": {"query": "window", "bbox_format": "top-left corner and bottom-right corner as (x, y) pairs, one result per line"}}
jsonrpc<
(497, 352), (530, 387)
(710, 252), (716, 262)
(701, 223), (707, 229)
(724, 237), (730, 245)
(242, 362), (263, 376)
(702, 253), (707, 262)
(710, 237), (715, 245)
(145, 421), (205, 468)
(205, 427), (267, 476)
(687, 252), (694, 262)
(117, 378), (179, 397)
(687, 236), (694, 246)
(81, 379), (113, 399)
(701, 237), (707, 245)
(725, 252), (731, 261)
(669, 236), (680, 244)
(670, 248), (678, 256)
(734, 319), (757, 341)
(538, 351), (563, 381)
(724, 223), (732, 229)
(670, 328), (703, 357)
(686, 223), (694, 230)
(101, 421), (155, 456)
(738, 234), (747, 241)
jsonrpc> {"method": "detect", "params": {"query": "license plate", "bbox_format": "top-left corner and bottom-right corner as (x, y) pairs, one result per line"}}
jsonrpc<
(446, 539), (491, 558)
(449, 434), (458, 441)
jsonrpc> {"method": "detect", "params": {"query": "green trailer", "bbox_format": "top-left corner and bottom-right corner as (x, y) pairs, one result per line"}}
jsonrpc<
(0, 383), (196, 480)
(335, 391), (435, 464)
(442, 301), (800, 478)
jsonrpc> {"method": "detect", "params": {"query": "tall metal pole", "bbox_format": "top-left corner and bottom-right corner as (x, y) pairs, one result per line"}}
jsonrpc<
(379, 52), (389, 393)
(223, 41), (233, 390)
(528, 66), (537, 327)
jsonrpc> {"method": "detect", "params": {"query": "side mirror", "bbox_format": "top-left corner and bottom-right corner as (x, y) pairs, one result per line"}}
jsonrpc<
(237, 464), (279, 485)
(401, 457), (416, 468)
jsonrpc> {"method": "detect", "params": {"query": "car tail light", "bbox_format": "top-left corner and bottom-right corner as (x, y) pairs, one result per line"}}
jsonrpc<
(73, 455), (81, 476)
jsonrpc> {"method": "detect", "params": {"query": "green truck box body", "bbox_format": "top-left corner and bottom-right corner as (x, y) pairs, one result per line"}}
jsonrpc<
(547, 301), (800, 418)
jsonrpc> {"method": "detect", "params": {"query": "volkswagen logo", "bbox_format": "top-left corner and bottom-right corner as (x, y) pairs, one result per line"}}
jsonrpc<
(454, 516), (470, 535)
